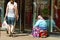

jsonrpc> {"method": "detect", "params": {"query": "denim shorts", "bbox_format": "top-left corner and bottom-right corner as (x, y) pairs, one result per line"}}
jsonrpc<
(7, 17), (15, 25)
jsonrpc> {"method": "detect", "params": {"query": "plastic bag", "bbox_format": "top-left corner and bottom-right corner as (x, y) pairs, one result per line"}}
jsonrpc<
(2, 20), (8, 29)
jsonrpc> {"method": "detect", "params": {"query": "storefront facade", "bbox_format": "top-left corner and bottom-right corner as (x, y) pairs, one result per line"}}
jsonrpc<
(0, 0), (60, 33)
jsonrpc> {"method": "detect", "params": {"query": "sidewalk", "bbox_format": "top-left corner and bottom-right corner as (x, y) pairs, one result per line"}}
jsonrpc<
(0, 31), (60, 40)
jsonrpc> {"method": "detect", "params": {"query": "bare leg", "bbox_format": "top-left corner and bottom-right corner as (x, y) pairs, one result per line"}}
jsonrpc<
(11, 25), (14, 33)
(8, 25), (11, 36)
(6, 25), (9, 34)
(10, 25), (15, 37)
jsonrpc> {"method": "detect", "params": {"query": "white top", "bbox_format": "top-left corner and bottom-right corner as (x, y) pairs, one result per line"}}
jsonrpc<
(7, 2), (17, 17)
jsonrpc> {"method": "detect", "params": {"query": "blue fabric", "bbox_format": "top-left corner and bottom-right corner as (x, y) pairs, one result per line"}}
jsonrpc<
(47, 19), (56, 27)
(34, 19), (47, 30)
(7, 17), (15, 25)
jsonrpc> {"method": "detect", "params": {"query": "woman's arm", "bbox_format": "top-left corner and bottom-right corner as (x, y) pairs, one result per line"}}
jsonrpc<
(33, 20), (40, 28)
(15, 4), (19, 21)
(5, 5), (9, 20)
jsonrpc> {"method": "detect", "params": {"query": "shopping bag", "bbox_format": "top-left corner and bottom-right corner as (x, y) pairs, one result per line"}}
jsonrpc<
(2, 20), (8, 29)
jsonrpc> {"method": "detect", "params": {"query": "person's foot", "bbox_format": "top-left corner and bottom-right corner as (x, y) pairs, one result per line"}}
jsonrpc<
(8, 32), (12, 37)
(6, 30), (9, 34)
(10, 32), (14, 37)
(9, 35), (12, 37)
(9, 33), (13, 37)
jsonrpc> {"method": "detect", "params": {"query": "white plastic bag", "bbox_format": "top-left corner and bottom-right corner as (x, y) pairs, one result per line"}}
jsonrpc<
(2, 20), (8, 29)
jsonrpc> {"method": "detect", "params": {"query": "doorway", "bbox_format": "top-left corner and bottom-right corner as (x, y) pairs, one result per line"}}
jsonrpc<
(21, 0), (33, 32)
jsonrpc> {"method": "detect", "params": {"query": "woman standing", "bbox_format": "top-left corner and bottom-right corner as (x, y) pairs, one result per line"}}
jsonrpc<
(5, 0), (18, 36)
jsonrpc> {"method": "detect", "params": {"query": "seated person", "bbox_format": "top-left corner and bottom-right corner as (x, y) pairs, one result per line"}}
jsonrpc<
(33, 15), (47, 30)
(32, 15), (48, 38)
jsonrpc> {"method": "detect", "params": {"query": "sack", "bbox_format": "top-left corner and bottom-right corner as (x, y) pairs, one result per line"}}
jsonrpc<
(32, 27), (40, 37)
(39, 30), (48, 38)
(2, 20), (8, 29)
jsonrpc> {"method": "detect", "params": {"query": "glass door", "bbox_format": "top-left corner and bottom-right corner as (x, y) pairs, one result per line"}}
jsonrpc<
(19, 0), (33, 32)
(53, 0), (60, 33)
(23, 0), (33, 32)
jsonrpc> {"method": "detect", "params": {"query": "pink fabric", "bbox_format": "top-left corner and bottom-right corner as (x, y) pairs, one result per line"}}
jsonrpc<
(32, 27), (40, 37)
